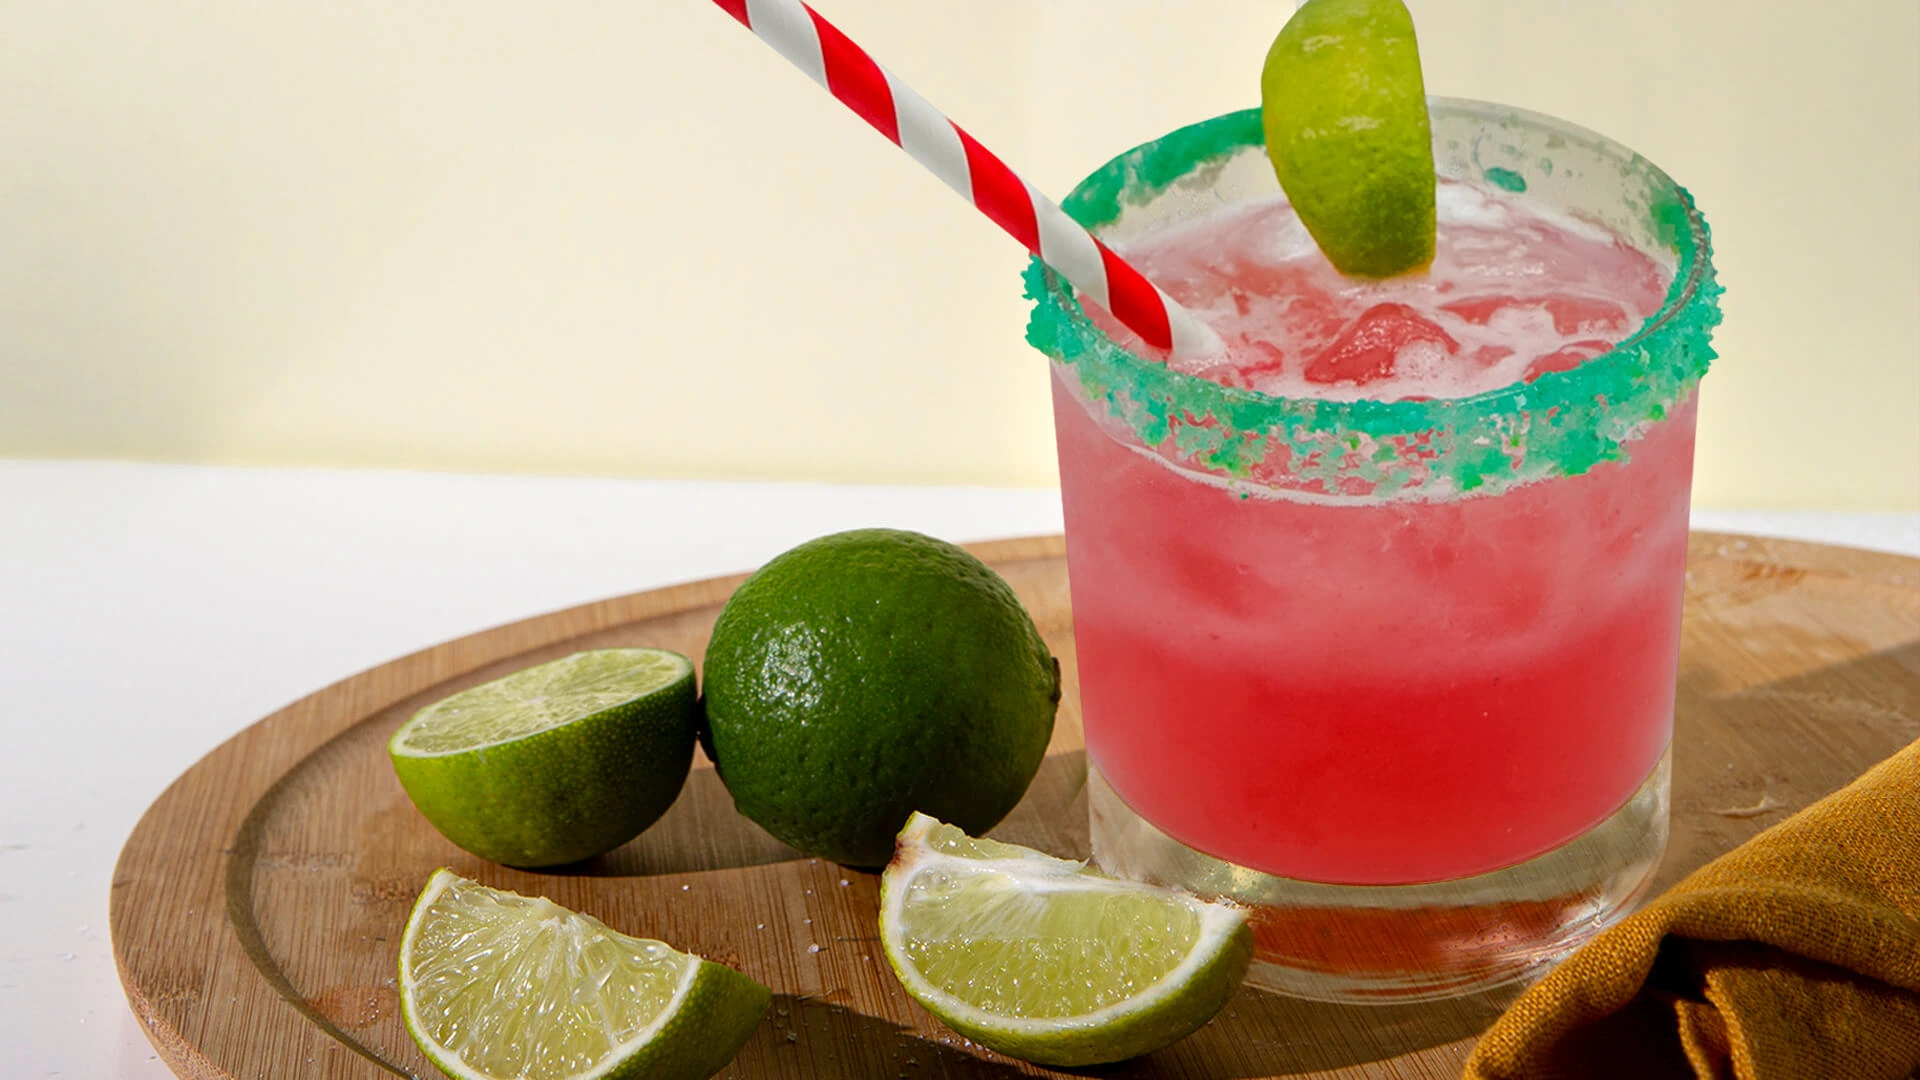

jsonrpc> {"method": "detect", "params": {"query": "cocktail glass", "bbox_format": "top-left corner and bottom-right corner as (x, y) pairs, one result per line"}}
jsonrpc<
(1026, 99), (1720, 1002)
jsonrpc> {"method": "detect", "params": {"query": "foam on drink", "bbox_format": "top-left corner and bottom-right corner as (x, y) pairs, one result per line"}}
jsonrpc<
(1088, 181), (1671, 401)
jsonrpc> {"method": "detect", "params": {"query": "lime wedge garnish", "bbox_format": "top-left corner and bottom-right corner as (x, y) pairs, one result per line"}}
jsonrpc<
(399, 870), (769, 1080)
(1261, 0), (1436, 278)
(389, 648), (699, 867)
(878, 813), (1251, 1067)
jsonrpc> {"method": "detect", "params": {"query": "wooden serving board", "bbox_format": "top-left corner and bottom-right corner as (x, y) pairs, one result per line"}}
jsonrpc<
(112, 533), (1920, 1080)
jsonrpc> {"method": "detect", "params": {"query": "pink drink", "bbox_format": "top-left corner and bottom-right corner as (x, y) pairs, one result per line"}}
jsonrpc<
(1034, 103), (1717, 998)
(1059, 185), (1688, 887)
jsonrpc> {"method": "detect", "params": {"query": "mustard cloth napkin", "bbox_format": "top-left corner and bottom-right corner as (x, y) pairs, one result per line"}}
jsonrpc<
(1464, 738), (1920, 1080)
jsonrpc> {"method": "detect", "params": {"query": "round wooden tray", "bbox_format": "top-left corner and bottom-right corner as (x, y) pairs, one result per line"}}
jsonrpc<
(111, 533), (1920, 1079)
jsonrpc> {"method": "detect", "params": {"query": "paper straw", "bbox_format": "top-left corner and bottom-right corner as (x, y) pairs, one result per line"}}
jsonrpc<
(709, 0), (1223, 359)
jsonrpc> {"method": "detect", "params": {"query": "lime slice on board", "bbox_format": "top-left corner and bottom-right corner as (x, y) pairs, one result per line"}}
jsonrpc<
(389, 648), (699, 868)
(399, 869), (770, 1080)
(1262, 0), (1436, 278)
(878, 813), (1252, 1067)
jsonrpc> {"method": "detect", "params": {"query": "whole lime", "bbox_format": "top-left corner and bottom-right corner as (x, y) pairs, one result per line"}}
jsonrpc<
(701, 529), (1060, 868)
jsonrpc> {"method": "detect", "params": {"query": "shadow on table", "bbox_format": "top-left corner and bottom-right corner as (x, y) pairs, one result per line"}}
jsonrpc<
(724, 983), (1510, 1080)
(1662, 637), (1920, 893)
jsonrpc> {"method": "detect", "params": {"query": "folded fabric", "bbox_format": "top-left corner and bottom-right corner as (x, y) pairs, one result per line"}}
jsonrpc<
(1464, 738), (1920, 1080)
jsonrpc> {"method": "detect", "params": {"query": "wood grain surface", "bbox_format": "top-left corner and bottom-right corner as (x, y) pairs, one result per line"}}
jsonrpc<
(110, 533), (1920, 1080)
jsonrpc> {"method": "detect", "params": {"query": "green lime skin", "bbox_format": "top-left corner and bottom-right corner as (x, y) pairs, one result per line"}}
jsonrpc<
(390, 653), (699, 868)
(702, 530), (1061, 869)
(1262, 0), (1436, 278)
(608, 959), (770, 1080)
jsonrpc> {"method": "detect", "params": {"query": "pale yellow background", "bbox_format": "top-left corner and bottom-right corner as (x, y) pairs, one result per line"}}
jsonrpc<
(3, 1), (1916, 508)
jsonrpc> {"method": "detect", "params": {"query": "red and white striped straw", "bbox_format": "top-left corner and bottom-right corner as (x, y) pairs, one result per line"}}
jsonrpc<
(709, 0), (1223, 359)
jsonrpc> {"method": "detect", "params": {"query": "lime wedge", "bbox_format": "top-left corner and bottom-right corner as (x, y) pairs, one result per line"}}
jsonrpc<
(1261, 0), (1436, 277)
(878, 813), (1251, 1067)
(400, 870), (769, 1080)
(389, 648), (699, 868)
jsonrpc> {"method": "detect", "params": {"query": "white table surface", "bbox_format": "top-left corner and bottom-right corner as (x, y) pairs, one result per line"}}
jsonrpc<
(3, 459), (1915, 1079)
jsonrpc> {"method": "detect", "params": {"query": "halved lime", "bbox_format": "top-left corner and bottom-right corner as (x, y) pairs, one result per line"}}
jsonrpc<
(400, 869), (769, 1080)
(389, 648), (699, 868)
(1261, 0), (1436, 277)
(878, 813), (1252, 1066)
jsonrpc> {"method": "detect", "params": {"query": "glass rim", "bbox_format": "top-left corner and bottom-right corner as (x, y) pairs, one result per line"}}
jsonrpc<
(1024, 99), (1723, 498)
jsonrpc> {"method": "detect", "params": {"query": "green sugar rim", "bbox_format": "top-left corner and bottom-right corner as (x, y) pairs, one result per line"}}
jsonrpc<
(1024, 103), (1722, 500)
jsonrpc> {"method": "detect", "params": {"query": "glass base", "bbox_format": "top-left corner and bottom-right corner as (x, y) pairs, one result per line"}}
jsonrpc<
(1088, 749), (1670, 1004)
